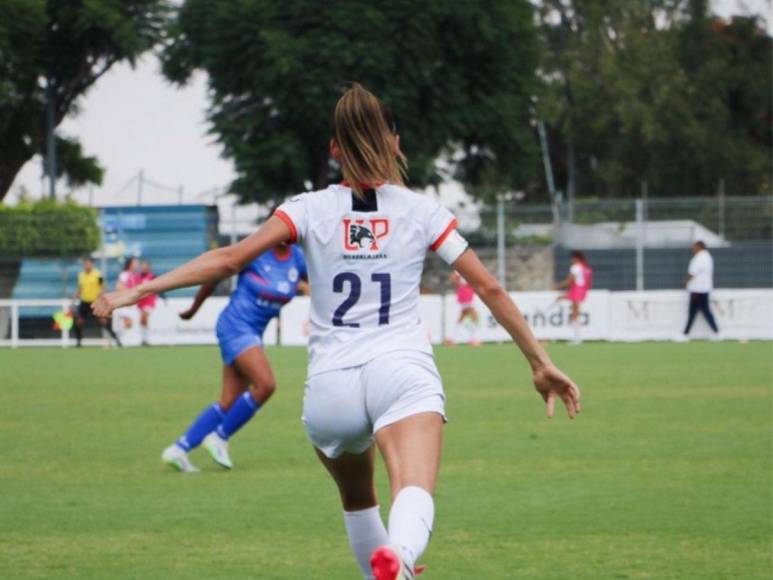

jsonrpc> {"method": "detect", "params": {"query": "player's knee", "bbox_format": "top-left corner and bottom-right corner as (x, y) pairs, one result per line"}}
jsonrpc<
(251, 378), (276, 401)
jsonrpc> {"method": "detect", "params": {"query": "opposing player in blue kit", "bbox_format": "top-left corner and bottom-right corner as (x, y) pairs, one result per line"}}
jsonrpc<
(161, 243), (308, 472)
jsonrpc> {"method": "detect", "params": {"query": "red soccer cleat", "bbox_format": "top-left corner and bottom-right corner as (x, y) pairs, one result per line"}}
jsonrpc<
(370, 545), (416, 580)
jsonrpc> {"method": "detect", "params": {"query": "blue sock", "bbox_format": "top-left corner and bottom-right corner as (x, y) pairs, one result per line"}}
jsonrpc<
(216, 392), (261, 440)
(177, 403), (225, 451)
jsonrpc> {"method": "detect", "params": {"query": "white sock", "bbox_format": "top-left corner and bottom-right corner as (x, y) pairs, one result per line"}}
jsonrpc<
(344, 506), (389, 579)
(469, 319), (479, 342)
(388, 486), (434, 570)
(572, 319), (581, 342)
(453, 320), (464, 342)
(141, 325), (149, 343)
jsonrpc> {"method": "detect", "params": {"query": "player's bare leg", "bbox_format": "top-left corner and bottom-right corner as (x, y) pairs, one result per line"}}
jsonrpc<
(371, 412), (443, 579)
(218, 363), (249, 411)
(139, 309), (150, 346)
(570, 302), (582, 345)
(205, 347), (276, 469)
(97, 316), (122, 348)
(316, 447), (389, 578)
(235, 346), (277, 404)
(74, 316), (84, 347)
(466, 307), (481, 346)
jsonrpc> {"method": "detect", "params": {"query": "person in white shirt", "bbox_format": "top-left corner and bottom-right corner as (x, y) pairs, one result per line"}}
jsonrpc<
(683, 241), (719, 337)
(92, 83), (581, 580)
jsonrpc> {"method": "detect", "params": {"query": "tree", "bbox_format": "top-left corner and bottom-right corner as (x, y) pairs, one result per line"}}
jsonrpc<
(536, 0), (771, 198)
(0, 199), (100, 258)
(0, 198), (100, 316)
(162, 0), (539, 204)
(0, 0), (169, 202)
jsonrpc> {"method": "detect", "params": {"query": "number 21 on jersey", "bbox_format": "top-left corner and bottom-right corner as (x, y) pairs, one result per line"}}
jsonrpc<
(332, 272), (391, 327)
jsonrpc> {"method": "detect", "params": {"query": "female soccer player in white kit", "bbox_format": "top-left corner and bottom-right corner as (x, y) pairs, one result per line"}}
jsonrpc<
(94, 84), (581, 580)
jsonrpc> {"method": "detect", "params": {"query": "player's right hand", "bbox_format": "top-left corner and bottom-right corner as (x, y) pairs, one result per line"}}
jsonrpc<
(92, 288), (139, 318)
(179, 309), (194, 321)
(532, 363), (582, 419)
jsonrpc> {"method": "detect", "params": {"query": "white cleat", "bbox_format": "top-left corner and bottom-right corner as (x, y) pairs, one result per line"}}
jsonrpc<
(203, 432), (233, 469)
(672, 334), (689, 343)
(161, 444), (200, 473)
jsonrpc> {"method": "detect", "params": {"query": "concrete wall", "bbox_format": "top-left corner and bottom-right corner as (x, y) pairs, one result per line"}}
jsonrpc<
(554, 242), (772, 290)
(422, 246), (554, 292)
(422, 241), (771, 294)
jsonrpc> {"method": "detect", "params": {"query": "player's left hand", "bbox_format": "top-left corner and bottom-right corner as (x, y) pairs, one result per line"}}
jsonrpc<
(92, 288), (139, 318)
(532, 364), (582, 419)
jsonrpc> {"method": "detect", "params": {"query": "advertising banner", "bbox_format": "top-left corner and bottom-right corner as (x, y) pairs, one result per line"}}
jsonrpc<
(609, 290), (773, 341)
(105, 289), (772, 348)
(114, 297), (278, 347)
(444, 291), (611, 342)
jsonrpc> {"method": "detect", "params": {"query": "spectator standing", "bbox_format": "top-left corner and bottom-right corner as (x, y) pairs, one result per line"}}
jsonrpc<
(679, 241), (720, 341)
(74, 257), (122, 348)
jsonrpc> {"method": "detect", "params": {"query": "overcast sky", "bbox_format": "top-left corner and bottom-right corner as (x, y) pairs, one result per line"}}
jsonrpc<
(8, 0), (771, 207)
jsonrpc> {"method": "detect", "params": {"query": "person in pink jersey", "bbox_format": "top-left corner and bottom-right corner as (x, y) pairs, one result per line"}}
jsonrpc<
(136, 260), (157, 346)
(447, 271), (480, 345)
(116, 257), (140, 333)
(554, 251), (593, 344)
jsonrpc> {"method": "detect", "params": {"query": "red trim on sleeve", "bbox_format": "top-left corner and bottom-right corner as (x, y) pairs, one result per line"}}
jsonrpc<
(430, 219), (458, 251)
(274, 210), (298, 243)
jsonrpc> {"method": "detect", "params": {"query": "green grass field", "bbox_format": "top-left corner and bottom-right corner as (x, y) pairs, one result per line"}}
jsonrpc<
(0, 342), (770, 579)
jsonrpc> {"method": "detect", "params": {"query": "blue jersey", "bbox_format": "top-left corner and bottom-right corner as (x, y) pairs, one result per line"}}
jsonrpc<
(218, 246), (306, 335)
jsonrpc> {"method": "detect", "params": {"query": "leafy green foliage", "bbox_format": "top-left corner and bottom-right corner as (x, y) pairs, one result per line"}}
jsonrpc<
(537, 0), (771, 197)
(162, 0), (539, 203)
(56, 136), (105, 189)
(0, 0), (169, 201)
(0, 199), (100, 257)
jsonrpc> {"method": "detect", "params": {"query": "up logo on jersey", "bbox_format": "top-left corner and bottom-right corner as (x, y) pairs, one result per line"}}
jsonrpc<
(343, 218), (389, 251)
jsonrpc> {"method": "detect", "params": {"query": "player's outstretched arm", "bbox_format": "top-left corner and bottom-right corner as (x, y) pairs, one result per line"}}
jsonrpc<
(552, 273), (572, 291)
(93, 216), (291, 317)
(179, 280), (218, 320)
(453, 249), (581, 419)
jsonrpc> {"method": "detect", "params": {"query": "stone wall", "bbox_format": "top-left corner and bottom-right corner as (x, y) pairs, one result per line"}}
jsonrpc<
(421, 246), (554, 293)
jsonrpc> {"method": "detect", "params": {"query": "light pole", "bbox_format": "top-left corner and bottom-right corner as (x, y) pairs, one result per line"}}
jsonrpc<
(45, 75), (57, 200)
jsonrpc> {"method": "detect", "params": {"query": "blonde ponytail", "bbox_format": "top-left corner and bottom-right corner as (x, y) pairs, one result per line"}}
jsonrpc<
(333, 83), (407, 198)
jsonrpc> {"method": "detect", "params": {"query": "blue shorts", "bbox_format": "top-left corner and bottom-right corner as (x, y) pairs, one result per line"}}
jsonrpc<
(216, 313), (265, 366)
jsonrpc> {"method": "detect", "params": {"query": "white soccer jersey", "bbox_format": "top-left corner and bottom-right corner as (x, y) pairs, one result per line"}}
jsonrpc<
(570, 263), (586, 287)
(275, 183), (468, 376)
(687, 249), (714, 293)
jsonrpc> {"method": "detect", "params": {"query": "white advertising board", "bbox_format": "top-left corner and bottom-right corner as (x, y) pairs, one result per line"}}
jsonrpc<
(444, 290), (611, 342)
(113, 297), (278, 347)
(7, 289), (769, 348)
(609, 289), (773, 341)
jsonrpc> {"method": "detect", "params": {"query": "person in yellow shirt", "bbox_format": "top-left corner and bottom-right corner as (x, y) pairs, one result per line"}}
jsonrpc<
(74, 257), (122, 348)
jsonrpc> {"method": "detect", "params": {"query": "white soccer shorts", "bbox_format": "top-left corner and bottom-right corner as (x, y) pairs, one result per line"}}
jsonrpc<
(302, 350), (447, 459)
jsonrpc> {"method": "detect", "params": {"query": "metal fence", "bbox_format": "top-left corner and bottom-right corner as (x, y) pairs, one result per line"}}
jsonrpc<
(0, 195), (770, 305)
(458, 195), (772, 292)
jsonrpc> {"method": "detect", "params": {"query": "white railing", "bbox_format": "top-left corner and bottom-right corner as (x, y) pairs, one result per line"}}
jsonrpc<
(1, 290), (771, 348)
(0, 299), (76, 348)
